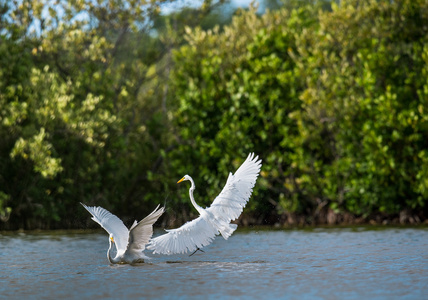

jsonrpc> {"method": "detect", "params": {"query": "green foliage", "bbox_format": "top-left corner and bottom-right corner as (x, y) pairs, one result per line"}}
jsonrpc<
(294, 0), (428, 216)
(1, 0), (427, 229)
(0, 0), (179, 229)
(0, 191), (11, 222)
(168, 0), (428, 223)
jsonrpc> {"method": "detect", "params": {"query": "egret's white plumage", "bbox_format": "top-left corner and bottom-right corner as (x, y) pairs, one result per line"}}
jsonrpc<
(81, 203), (164, 264)
(147, 153), (262, 255)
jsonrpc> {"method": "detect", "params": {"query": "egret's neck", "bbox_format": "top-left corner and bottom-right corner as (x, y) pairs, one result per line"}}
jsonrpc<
(107, 240), (115, 264)
(188, 177), (203, 214)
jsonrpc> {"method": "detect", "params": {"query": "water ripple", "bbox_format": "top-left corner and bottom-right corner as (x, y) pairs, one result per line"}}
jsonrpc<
(1, 227), (427, 299)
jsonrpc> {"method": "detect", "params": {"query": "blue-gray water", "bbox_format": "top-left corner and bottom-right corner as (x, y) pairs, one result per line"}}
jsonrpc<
(1, 227), (427, 299)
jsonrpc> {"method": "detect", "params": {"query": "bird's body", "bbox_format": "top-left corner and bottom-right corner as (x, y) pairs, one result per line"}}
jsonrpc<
(81, 203), (164, 264)
(147, 153), (262, 255)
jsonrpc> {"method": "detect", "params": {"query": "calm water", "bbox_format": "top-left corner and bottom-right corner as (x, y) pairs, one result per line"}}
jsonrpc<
(1, 227), (427, 299)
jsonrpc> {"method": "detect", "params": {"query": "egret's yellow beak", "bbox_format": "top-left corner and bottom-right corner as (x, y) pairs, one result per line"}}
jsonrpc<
(177, 177), (185, 184)
(110, 236), (114, 242)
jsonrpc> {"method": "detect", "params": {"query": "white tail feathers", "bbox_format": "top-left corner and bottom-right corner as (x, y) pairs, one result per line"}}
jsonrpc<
(217, 223), (238, 240)
(219, 223), (238, 240)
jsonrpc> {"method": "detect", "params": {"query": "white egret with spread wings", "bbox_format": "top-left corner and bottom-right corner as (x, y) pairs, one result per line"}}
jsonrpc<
(147, 153), (262, 255)
(81, 203), (164, 264)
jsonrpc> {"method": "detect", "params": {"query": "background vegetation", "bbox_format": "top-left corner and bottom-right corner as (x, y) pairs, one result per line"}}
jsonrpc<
(1, 0), (427, 230)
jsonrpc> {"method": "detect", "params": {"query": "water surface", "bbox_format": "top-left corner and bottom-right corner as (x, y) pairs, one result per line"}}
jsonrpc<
(1, 227), (427, 299)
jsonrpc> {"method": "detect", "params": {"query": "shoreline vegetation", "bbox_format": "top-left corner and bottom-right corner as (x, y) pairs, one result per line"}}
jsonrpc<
(1, 0), (428, 230)
(2, 210), (427, 232)
(2, 220), (428, 235)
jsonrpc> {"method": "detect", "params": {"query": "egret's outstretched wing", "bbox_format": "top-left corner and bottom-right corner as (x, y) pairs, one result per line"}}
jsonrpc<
(127, 205), (165, 253)
(207, 153), (262, 221)
(147, 215), (218, 255)
(80, 203), (129, 252)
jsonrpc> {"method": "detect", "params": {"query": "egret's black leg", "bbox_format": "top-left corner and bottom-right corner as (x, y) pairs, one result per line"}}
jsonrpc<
(189, 247), (205, 257)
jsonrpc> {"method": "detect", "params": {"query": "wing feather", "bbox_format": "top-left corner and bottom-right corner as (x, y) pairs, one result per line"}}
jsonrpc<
(126, 205), (165, 253)
(207, 153), (262, 222)
(147, 215), (218, 255)
(80, 203), (129, 252)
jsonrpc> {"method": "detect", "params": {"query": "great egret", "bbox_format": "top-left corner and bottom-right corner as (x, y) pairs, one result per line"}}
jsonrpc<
(81, 203), (164, 264)
(147, 153), (262, 255)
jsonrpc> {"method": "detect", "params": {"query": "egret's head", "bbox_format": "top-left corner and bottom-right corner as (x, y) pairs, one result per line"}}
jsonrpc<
(177, 175), (191, 184)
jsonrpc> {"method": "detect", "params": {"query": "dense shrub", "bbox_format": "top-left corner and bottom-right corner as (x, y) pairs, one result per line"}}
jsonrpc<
(168, 0), (428, 224)
(1, 0), (427, 229)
